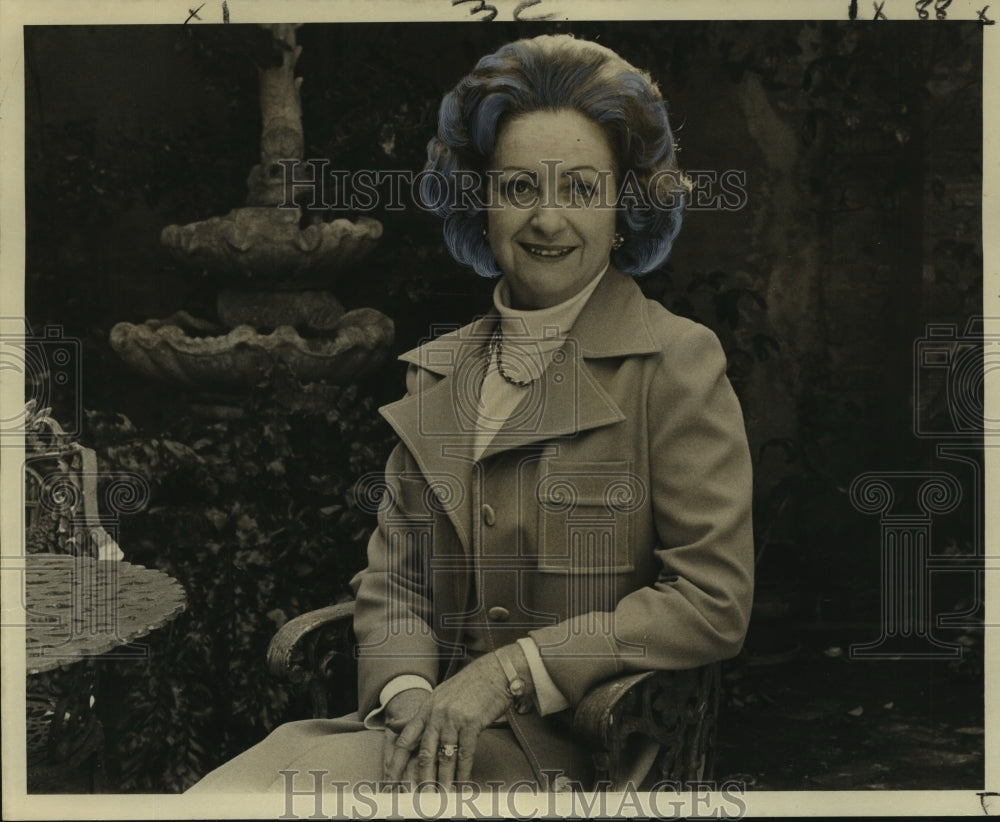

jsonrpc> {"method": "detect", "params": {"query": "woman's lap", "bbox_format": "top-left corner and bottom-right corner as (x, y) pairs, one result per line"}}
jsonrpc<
(187, 714), (535, 793)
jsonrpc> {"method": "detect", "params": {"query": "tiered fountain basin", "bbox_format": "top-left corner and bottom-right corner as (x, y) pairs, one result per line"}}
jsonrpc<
(110, 307), (393, 388)
(160, 208), (384, 287)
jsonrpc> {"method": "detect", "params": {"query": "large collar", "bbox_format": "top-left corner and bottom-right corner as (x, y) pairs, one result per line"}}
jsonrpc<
(378, 267), (658, 554)
(397, 266), (659, 375)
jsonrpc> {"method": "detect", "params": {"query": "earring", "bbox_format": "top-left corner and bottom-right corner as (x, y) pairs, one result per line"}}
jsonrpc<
(482, 227), (489, 239)
(612, 233), (624, 250)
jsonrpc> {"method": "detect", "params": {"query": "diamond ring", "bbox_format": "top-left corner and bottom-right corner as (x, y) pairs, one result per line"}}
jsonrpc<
(437, 743), (459, 760)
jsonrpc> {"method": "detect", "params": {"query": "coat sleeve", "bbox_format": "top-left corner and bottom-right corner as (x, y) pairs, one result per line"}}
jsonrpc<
(528, 320), (755, 706)
(351, 367), (442, 718)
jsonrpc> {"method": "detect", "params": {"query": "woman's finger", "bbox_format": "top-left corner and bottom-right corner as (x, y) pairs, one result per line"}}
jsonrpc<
(404, 754), (420, 788)
(384, 712), (425, 783)
(433, 722), (461, 791)
(454, 723), (480, 784)
(381, 729), (398, 776)
(416, 723), (440, 787)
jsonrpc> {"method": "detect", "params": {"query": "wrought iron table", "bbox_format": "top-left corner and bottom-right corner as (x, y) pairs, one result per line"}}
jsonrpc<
(21, 554), (187, 792)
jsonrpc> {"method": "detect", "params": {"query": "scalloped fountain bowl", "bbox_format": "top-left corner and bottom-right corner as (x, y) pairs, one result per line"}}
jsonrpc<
(160, 208), (383, 289)
(110, 308), (393, 388)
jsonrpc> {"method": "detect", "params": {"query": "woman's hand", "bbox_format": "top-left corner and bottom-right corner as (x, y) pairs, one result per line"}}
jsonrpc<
(381, 688), (431, 786)
(385, 688), (431, 731)
(384, 648), (530, 790)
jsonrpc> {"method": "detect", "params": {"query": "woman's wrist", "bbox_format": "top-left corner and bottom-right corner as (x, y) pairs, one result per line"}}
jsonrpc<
(494, 643), (535, 699)
(384, 688), (431, 731)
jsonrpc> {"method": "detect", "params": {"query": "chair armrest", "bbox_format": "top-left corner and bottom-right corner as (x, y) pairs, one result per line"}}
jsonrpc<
(267, 601), (355, 681)
(572, 670), (658, 750)
(572, 666), (719, 788)
(267, 601), (357, 717)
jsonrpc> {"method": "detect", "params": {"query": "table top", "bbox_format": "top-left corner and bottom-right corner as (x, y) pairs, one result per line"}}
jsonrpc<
(21, 554), (187, 675)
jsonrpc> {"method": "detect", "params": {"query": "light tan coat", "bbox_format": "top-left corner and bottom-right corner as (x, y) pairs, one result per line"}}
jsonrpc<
(351, 267), (754, 783)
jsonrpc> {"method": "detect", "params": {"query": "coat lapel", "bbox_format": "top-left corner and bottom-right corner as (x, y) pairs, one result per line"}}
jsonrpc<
(378, 314), (495, 553)
(378, 267), (660, 553)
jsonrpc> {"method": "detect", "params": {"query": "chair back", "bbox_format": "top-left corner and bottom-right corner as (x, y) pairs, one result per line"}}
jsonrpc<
(24, 403), (125, 561)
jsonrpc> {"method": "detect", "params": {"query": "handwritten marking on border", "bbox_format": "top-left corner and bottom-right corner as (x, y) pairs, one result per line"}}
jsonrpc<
(978, 792), (999, 815)
(514, 0), (557, 21)
(184, 3), (205, 24)
(452, 0), (499, 21)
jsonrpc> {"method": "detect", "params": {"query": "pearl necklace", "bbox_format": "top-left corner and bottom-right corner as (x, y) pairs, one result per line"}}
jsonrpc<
(487, 327), (534, 387)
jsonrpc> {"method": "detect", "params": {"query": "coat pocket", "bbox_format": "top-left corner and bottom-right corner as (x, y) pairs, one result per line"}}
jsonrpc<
(534, 459), (645, 574)
(394, 472), (466, 518)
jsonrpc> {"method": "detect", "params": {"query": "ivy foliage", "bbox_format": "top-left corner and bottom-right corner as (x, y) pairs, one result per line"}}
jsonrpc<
(86, 376), (394, 792)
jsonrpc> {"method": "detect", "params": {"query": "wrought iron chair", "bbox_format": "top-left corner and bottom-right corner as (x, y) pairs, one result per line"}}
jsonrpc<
(23, 403), (123, 792)
(268, 600), (720, 790)
(25, 406), (125, 562)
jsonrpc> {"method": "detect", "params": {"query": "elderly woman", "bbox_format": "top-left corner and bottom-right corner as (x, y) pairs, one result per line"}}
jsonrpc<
(189, 32), (752, 794)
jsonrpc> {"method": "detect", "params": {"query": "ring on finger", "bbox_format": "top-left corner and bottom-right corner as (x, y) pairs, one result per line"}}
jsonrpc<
(437, 743), (459, 761)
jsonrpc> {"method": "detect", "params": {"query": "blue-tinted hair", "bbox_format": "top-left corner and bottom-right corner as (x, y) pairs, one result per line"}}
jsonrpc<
(420, 34), (689, 278)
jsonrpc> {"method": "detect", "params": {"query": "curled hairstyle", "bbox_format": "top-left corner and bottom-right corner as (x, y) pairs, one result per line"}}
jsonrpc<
(421, 34), (689, 278)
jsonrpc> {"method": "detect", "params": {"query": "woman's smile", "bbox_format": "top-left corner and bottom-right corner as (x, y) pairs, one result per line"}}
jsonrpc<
(519, 242), (577, 260)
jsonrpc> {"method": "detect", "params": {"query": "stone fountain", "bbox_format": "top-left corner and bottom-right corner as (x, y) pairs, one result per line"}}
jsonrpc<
(111, 24), (393, 393)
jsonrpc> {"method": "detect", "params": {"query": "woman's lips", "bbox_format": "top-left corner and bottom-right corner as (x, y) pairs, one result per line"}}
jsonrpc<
(519, 242), (576, 259)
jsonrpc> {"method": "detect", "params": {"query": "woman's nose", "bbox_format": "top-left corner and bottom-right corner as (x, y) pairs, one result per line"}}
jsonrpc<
(528, 195), (569, 236)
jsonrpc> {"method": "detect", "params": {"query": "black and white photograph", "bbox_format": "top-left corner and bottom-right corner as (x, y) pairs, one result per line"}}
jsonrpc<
(1, 0), (995, 817)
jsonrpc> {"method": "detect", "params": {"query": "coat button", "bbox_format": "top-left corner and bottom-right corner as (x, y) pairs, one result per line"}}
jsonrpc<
(482, 504), (496, 526)
(552, 775), (574, 793)
(487, 606), (510, 622)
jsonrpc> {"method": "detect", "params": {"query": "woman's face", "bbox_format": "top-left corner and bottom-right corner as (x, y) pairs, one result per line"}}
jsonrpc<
(486, 108), (618, 310)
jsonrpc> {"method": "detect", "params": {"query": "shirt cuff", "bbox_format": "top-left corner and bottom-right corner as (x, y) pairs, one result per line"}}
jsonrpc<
(517, 637), (570, 716)
(362, 675), (433, 730)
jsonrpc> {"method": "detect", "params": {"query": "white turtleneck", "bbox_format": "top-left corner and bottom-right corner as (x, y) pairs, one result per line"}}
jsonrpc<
(472, 263), (609, 460)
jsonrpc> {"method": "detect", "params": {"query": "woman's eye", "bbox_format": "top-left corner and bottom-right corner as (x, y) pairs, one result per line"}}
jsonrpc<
(571, 178), (596, 197)
(504, 177), (536, 199)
